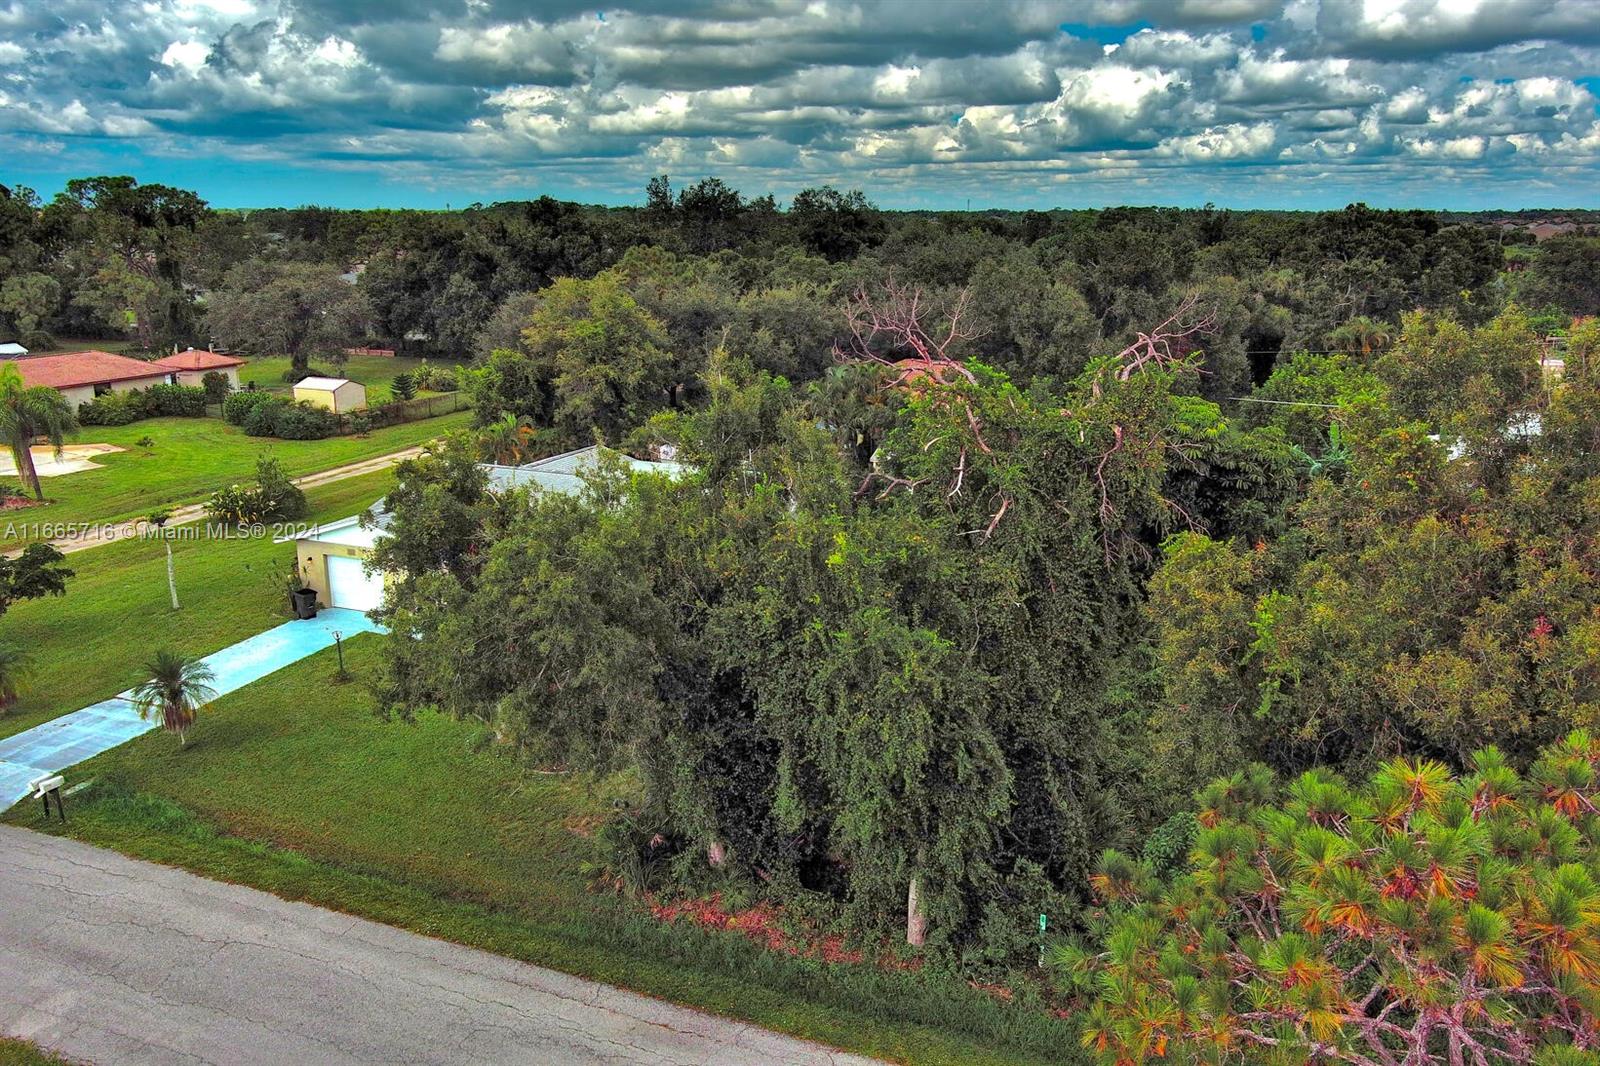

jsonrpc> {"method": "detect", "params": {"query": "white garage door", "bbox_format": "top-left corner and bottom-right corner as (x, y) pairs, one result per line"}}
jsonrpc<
(325, 554), (384, 611)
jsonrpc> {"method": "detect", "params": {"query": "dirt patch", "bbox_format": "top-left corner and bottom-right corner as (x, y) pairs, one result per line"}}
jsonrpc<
(0, 443), (126, 479)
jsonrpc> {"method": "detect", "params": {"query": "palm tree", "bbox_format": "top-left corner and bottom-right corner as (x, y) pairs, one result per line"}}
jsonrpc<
(1328, 315), (1394, 358)
(130, 650), (216, 745)
(0, 362), (79, 501)
(0, 641), (34, 711)
(148, 508), (179, 610)
(476, 411), (537, 465)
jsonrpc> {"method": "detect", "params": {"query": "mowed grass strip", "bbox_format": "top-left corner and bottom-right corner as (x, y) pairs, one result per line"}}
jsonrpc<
(2, 410), (470, 544)
(8, 637), (1074, 1066)
(0, 1037), (79, 1066)
(0, 468), (398, 740)
(237, 353), (450, 397)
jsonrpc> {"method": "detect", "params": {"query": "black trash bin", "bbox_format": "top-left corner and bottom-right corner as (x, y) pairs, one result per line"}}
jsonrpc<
(291, 587), (319, 619)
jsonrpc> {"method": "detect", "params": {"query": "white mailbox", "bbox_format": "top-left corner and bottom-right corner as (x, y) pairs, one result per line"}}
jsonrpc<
(31, 774), (66, 821)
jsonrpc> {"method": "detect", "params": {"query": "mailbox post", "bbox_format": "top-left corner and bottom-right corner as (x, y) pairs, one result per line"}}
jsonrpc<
(31, 774), (65, 822)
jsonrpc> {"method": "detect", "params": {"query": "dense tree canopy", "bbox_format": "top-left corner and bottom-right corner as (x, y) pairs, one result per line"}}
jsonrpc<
(6, 169), (1599, 1000)
(1054, 737), (1600, 1065)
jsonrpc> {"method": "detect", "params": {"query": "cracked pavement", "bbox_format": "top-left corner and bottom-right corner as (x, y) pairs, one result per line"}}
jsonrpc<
(0, 827), (884, 1066)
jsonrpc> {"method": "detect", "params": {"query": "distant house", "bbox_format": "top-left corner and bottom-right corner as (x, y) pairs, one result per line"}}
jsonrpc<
(152, 347), (247, 389)
(292, 376), (367, 413)
(283, 446), (686, 611)
(1, 350), (170, 409)
(0, 342), (28, 358)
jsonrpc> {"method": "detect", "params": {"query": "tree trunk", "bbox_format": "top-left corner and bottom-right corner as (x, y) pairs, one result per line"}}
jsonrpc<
(906, 874), (927, 946)
(165, 539), (180, 610)
(16, 442), (42, 500)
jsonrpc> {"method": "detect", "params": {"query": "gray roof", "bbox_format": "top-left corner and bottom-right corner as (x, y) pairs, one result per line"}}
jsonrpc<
(292, 446), (684, 547)
(483, 445), (685, 494)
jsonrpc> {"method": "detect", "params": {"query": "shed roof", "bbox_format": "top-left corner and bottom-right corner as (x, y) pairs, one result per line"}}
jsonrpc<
(152, 348), (246, 372)
(293, 376), (358, 392)
(0, 343), (28, 357)
(3, 351), (169, 390)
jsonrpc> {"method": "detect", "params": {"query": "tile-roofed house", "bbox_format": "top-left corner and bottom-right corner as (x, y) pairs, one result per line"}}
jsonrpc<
(151, 347), (247, 388)
(2, 350), (171, 409)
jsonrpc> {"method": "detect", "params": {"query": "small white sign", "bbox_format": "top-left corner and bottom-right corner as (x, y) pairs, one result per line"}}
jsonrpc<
(31, 775), (64, 798)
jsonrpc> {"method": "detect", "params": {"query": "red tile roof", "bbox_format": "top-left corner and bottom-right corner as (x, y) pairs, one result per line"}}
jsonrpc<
(2, 351), (171, 390)
(152, 348), (246, 371)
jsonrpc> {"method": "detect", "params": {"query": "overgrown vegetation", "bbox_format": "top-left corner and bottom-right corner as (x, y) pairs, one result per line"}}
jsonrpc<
(6, 171), (1600, 1059)
(77, 382), (206, 426)
(1053, 736), (1600, 1065)
(7, 638), (1077, 1066)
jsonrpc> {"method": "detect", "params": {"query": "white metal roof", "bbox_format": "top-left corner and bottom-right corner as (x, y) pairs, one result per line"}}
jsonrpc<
(0, 343), (28, 357)
(293, 376), (357, 391)
(286, 446), (686, 551)
(277, 509), (391, 547)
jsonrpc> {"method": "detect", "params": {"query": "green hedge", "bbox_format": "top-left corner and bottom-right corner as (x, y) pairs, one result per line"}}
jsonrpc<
(222, 389), (281, 425)
(222, 386), (471, 440)
(78, 383), (207, 426)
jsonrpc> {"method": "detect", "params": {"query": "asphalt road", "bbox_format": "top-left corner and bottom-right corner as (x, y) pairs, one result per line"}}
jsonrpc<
(0, 827), (881, 1066)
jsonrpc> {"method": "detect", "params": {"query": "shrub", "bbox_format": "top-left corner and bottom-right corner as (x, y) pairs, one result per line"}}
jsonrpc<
(390, 371), (417, 401)
(1053, 736), (1600, 1065)
(268, 401), (340, 440)
(78, 383), (205, 425)
(205, 454), (307, 524)
(77, 390), (147, 425)
(144, 383), (206, 417)
(223, 389), (281, 426)
(241, 398), (287, 436)
(412, 361), (457, 392)
(200, 371), (233, 404)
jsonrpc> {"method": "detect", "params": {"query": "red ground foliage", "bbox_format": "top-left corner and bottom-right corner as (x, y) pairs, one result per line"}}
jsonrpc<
(650, 893), (863, 965)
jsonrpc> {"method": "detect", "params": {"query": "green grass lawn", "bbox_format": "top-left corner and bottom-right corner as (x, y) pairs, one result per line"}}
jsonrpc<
(0, 468), (396, 741)
(26, 337), (140, 358)
(2, 410), (470, 546)
(0, 1038), (77, 1066)
(7, 636), (1073, 1066)
(238, 353), (455, 398)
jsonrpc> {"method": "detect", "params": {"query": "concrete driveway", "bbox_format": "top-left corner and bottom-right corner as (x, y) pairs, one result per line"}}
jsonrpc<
(0, 608), (383, 809)
(0, 827), (881, 1066)
(0, 443), (124, 478)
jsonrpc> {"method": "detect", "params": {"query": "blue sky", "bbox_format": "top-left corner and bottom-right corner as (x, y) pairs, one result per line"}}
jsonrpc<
(3, 1), (1599, 211)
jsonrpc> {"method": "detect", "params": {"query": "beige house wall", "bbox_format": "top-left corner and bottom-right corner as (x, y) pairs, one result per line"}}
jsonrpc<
(106, 375), (170, 395)
(56, 375), (169, 410)
(293, 538), (376, 609)
(172, 366), (240, 389)
(57, 384), (96, 409)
